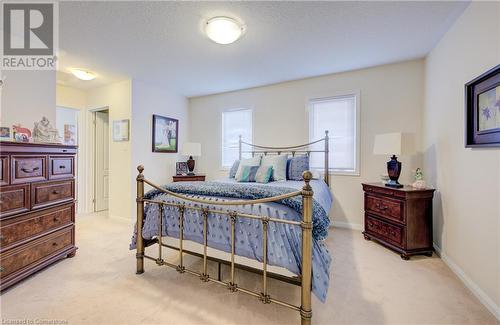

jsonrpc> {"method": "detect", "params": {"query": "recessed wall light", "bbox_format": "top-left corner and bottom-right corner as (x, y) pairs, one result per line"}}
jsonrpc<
(71, 69), (96, 81)
(205, 17), (244, 45)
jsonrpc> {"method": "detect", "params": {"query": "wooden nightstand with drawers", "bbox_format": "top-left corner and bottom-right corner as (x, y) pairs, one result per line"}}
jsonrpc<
(172, 174), (206, 182)
(362, 183), (435, 260)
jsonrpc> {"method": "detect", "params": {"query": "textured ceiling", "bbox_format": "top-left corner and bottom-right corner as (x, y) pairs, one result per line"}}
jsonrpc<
(58, 1), (468, 97)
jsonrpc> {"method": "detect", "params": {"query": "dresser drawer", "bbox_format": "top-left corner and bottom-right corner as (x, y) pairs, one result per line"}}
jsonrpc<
(365, 214), (405, 247)
(0, 227), (74, 279)
(0, 156), (9, 186)
(11, 155), (47, 184)
(49, 156), (74, 180)
(31, 180), (74, 210)
(0, 203), (74, 251)
(0, 184), (30, 218)
(366, 194), (403, 223)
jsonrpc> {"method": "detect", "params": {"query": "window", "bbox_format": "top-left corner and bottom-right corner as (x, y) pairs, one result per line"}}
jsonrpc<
(222, 108), (252, 168)
(309, 92), (360, 175)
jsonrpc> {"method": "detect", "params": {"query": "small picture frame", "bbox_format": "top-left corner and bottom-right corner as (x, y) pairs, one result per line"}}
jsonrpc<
(113, 119), (129, 142)
(0, 127), (11, 140)
(176, 162), (188, 175)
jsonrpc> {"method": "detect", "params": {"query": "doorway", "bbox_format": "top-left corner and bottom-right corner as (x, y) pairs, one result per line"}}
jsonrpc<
(93, 109), (109, 212)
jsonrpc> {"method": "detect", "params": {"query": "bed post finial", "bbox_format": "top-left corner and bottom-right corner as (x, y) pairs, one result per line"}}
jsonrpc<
(300, 170), (313, 325)
(136, 165), (145, 274)
(238, 135), (242, 160)
(324, 130), (329, 187)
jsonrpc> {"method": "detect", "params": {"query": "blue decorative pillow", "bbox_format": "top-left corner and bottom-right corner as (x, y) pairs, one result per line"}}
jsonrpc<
(229, 160), (239, 178)
(255, 165), (273, 183)
(287, 156), (309, 180)
(237, 165), (260, 182)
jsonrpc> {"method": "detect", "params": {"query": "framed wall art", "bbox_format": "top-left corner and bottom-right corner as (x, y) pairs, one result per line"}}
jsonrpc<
(465, 64), (500, 147)
(113, 119), (129, 142)
(152, 114), (178, 153)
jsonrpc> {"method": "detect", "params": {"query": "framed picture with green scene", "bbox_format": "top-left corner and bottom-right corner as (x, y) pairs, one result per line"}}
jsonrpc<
(465, 64), (500, 147)
(152, 114), (178, 153)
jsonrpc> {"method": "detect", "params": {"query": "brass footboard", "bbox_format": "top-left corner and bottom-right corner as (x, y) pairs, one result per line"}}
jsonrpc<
(135, 166), (315, 325)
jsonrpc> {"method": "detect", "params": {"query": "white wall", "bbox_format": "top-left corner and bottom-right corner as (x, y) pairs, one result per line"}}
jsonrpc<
(87, 80), (133, 220)
(189, 59), (425, 228)
(1, 71), (56, 133)
(423, 1), (500, 318)
(131, 80), (190, 216)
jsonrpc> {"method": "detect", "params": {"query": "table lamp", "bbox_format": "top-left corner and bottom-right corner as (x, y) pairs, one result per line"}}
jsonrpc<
(373, 133), (403, 188)
(182, 142), (201, 175)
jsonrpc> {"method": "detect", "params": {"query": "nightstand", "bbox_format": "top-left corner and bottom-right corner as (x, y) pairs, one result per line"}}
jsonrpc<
(362, 183), (435, 260)
(173, 174), (206, 182)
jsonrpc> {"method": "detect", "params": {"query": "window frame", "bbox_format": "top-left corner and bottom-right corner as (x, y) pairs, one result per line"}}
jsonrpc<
(221, 107), (253, 170)
(307, 90), (361, 176)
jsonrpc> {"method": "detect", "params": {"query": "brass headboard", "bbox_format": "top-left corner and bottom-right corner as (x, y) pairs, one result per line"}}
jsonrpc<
(238, 130), (330, 186)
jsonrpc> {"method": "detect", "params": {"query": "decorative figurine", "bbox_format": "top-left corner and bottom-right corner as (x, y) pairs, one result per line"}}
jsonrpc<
(412, 168), (426, 189)
(33, 116), (61, 143)
(12, 124), (32, 142)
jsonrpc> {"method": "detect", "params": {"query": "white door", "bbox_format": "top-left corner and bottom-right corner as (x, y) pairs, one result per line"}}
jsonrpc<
(95, 110), (109, 212)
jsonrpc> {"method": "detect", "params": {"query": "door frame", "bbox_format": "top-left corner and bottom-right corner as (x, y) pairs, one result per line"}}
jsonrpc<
(56, 106), (84, 213)
(88, 106), (109, 212)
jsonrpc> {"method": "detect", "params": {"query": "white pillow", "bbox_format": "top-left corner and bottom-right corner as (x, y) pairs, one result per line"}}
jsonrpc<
(234, 156), (261, 180)
(261, 155), (288, 181)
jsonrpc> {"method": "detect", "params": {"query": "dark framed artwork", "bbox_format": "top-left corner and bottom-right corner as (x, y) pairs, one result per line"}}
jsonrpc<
(152, 114), (178, 153)
(465, 64), (500, 147)
(176, 162), (188, 175)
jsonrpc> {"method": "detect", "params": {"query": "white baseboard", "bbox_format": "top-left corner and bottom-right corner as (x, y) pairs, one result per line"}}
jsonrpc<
(332, 221), (363, 231)
(434, 243), (500, 321)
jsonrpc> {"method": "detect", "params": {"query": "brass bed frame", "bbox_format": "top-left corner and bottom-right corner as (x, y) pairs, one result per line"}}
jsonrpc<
(135, 131), (329, 325)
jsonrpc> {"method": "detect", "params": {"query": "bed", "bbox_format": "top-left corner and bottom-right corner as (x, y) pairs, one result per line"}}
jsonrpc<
(131, 131), (331, 325)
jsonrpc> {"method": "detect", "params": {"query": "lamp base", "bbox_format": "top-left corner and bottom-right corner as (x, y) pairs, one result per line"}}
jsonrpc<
(386, 155), (403, 188)
(385, 180), (403, 188)
(187, 156), (195, 175)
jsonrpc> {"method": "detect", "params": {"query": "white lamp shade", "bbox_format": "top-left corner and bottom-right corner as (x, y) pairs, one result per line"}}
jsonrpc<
(373, 133), (402, 155)
(182, 142), (201, 157)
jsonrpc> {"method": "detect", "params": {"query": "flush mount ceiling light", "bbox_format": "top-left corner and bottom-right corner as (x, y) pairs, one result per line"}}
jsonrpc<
(70, 68), (96, 81)
(205, 17), (244, 45)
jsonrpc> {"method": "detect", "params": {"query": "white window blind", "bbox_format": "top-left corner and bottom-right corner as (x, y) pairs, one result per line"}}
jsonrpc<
(309, 94), (359, 175)
(222, 109), (252, 168)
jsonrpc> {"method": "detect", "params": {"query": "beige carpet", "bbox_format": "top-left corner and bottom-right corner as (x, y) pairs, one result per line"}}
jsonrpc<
(0, 212), (497, 325)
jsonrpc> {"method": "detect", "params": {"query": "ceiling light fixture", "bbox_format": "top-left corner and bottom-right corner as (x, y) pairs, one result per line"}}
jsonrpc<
(71, 69), (96, 81)
(205, 17), (244, 45)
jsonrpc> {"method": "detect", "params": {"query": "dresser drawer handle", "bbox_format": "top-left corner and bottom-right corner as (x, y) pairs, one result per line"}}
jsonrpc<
(59, 165), (66, 169)
(52, 190), (60, 195)
(52, 242), (58, 247)
(21, 166), (39, 173)
(0, 266), (4, 273)
(375, 203), (389, 210)
(53, 217), (60, 222)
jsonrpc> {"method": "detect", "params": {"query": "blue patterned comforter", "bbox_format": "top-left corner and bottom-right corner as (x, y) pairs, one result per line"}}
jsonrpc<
(130, 178), (332, 302)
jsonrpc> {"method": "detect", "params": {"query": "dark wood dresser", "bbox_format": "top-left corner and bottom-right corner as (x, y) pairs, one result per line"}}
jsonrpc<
(362, 183), (435, 260)
(0, 142), (77, 290)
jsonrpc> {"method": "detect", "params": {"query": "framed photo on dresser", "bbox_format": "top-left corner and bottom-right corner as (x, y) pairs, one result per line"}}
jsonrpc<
(465, 64), (500, 147)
